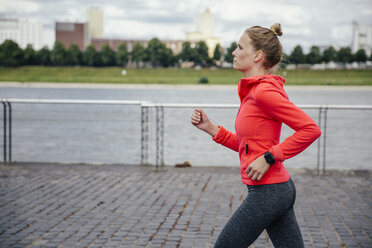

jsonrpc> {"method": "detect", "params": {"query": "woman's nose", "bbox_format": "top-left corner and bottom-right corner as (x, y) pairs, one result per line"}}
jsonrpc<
(232, 48), (237, 57)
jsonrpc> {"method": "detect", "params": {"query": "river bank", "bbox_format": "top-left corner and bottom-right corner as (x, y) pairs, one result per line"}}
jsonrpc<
(0, 66), (371, 85)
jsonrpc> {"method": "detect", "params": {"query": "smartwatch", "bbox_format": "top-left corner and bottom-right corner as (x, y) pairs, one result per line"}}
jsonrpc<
(264, 151), (276, 165)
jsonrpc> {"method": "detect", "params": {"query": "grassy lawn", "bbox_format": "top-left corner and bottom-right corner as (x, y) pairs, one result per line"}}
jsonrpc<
(0, 66), (371, 85)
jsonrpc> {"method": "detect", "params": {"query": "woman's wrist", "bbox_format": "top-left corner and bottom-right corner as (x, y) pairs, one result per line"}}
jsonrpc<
(205, 124), (220, 137)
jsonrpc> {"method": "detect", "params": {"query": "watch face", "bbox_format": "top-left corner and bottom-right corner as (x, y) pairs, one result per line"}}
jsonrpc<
(265, 152), (275, 165)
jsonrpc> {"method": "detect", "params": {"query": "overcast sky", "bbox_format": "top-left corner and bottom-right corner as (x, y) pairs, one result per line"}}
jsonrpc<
(1, 0), (371, 53)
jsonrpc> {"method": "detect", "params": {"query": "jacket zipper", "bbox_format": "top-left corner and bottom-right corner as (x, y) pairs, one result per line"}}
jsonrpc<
(246, 144), (248, 154)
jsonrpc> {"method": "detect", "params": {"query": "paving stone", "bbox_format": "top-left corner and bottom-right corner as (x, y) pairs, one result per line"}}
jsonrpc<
(0, 163), (371, 248)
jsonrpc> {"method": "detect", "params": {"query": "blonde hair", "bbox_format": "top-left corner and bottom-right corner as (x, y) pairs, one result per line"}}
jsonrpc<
(244, 23), (283, 69)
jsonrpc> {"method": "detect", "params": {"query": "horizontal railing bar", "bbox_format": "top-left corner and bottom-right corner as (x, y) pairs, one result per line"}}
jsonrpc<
(1, 99), (371, 110)
(324, 105), (372, 110)
(142, 103), (240, 108)
(1, 99), (145, 105)
(142, 103), (372, 110)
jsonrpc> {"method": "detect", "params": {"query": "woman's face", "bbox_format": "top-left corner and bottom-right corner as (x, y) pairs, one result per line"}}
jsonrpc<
(232, 33), (258, 74)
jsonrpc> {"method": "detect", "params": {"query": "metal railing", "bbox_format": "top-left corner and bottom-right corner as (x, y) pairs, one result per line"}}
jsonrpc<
(1, 98), (372, 174)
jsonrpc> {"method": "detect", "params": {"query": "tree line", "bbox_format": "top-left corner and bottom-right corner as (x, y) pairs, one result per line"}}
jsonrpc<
(0, 38), (223, 67)
(0, 38), (370, 67)
(288, 45), (370, 65)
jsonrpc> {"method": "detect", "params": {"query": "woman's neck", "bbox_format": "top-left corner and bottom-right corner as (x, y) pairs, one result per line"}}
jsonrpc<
(242, 67), (268, 78)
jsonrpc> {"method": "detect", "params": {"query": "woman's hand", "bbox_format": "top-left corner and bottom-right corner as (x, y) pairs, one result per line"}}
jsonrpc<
(245, 154), (270, 181)
(191, 108), (219, 137)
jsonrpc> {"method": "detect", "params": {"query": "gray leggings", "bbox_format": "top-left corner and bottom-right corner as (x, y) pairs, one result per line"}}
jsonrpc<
(214, 178), (304, 248)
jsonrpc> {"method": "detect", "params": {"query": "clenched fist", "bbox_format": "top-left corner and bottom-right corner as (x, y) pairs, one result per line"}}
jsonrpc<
(191, 108), (220, 137)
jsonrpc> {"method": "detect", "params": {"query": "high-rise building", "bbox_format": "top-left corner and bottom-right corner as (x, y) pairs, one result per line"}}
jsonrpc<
(86, 8), (103, 39)
(55, 22), (90, 50)
(352, 21), (372, 56)
(186, 9), (222, 58)
(0, 19), (54, 49)
(196, 9), (214, 39)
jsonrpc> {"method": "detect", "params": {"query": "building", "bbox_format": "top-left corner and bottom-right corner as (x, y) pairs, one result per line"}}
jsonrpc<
(55, 22), (90, 50)
(91, 38), (183, 54)
(186, 9), (222, 58)
(0, 19), (54, 49)
(91, 39), (147, 52)
(196, 9), (214, 38)
(352, 21), (372, 56)
(86, 8), (103, 39)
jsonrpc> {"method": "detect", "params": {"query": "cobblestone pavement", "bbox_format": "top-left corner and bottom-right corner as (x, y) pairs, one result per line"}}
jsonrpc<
(0, 163), (371, 248)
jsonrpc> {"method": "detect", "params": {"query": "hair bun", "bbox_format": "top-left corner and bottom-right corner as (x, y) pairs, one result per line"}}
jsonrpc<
(270, 23), (283, 36)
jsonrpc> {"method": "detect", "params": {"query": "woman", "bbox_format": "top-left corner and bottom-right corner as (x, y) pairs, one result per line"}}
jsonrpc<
(191, 23), (321, 247)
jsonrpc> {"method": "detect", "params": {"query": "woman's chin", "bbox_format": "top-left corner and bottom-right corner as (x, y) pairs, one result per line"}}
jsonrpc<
(233, 64), (240, 71)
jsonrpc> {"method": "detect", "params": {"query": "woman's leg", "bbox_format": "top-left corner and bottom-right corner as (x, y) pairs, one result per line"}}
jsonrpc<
(266, 179), (304, 247)
(266, 206), (304, 248)
(214, 179), (300, 248)
(213, 192), (270, 248)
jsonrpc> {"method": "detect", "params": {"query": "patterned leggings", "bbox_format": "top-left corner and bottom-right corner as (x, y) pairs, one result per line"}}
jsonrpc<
(214, 178), (304, 248)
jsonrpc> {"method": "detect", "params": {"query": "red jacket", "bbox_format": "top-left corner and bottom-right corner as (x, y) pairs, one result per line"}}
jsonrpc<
(213, 75), (321, 185)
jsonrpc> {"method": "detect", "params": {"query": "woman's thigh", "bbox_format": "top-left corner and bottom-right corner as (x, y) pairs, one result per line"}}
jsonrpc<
(266, 206), (304, 248)
(213, 194), (271, 248)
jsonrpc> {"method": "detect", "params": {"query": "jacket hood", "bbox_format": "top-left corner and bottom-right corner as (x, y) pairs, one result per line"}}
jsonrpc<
(238, 74), (286, 102)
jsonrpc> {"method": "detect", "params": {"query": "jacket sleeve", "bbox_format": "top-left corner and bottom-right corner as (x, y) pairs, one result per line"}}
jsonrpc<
(255, 84), (321, 162)
(212, 126), (239, 152)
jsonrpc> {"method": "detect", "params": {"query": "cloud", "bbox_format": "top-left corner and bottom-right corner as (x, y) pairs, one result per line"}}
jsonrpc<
(103, 5), (125, 18)
(0, 0), (41, 14)
(331, 25), (352, 46)
(0, 0), (371, 53)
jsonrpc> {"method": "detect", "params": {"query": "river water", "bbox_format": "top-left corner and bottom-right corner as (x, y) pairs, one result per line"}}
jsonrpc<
(1, 83), (372, 170)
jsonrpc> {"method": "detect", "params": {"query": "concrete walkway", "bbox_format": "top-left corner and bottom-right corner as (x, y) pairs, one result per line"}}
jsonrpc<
(0, 163), (371, 248)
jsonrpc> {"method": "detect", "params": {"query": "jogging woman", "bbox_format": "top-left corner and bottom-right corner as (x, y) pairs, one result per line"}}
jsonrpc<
(190, 23), (321, 247)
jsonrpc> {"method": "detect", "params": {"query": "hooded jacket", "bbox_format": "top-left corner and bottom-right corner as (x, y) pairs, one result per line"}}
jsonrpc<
(212, 74), (321, 185)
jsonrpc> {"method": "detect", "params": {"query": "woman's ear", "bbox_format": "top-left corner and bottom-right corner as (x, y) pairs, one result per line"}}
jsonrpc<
(254, 51), (264, 63)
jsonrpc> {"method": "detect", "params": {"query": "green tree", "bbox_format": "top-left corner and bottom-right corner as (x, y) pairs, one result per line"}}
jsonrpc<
(51, 41), (67, 66)
(145, 38), (167, 67)
(83, 45), (101, 66)
(224, 42), (237, 63)
(179, 41), (193, 61)
(0, 40), (24, 66)
(23, 44), (37, 65)
(66, 44), (82, 66)
(195, 41), (209, 65)
(354, 49), (367, 62)
(159, 47), (175, 67)
(370, 53), (372, 61)
(306, 46), (321, 64)
(116, 42), (128, 66)
(337, 47), (353, 63)
(131, 42), (145, 67)
(100, 44), (116, 66)
(36, 46), (51, 65)
(289, 45), (305, 64)
(213, 43), (222, 62)
(322, 46), (337, 63)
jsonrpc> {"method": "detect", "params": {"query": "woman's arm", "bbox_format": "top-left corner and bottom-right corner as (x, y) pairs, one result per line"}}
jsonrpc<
(255, 84), (322, 162)
(191, 108), (239, 152)
(191, 108), (220, 136)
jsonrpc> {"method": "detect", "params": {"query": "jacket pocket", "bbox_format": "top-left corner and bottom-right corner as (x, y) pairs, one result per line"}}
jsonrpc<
(239, 137), (261, 170)
(239, 137), (252, 170)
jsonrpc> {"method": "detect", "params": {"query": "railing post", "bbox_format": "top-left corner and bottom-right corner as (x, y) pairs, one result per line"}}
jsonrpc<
(7, 102), (12, 163)
(317, 105), (328, 175)
(155, 105), (164, 169)
(141, 104), (150, 165)
(322, 106), (328, 175)
(2, 101), (6, 163)
(317, 106), (322, 175)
